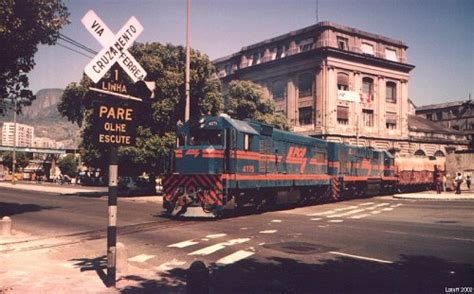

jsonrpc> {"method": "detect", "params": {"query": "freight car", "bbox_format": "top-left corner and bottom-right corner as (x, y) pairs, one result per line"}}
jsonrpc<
(163, 115), (416, 217)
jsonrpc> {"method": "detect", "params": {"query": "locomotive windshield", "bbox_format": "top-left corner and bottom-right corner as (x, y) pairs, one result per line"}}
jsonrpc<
(189, 128), (222, 146)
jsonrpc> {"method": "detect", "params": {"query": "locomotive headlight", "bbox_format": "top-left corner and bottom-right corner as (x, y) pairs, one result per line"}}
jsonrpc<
(199, 118), (205, 123)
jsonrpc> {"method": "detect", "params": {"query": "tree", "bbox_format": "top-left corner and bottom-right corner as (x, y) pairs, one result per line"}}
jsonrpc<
(57, 154), (77, 177)
(1, 151), (30, 171)
(0, 0), (69, 113)
(225, 80), (289, 130)
(58, 42), (223, 179)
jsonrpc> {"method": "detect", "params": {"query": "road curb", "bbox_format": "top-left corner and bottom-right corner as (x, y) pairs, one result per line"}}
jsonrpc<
(393, 194), (474, 200)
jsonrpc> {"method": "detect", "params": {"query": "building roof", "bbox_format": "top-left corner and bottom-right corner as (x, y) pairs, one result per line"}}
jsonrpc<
(408, 114), (463, 135)
(213, 21), (407, 64)
(416, 100), (472, 112)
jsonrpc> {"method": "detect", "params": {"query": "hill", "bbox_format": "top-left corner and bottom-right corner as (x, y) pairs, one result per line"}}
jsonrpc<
(0, 88), (80, 148)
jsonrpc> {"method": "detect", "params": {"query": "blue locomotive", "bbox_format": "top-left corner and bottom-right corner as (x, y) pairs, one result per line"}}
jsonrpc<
(163, 114), (398, 217)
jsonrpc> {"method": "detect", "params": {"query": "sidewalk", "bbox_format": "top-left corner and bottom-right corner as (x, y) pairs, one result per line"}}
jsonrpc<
(394, 189), (474, 200)
(0, 181), (108, 195)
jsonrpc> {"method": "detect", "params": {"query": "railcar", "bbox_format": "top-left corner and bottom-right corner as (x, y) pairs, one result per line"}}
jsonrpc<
(163, 115), (396, 217)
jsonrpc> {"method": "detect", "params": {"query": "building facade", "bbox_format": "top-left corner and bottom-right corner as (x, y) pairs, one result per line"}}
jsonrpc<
(214, 21), (468, 156)
(415, 99), (474, 147)
(1, 122), (34, 147)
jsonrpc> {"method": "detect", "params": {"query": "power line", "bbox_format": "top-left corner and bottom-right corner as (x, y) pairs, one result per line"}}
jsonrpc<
(58, 33), (98, 55)
(56, 42), (95, 59)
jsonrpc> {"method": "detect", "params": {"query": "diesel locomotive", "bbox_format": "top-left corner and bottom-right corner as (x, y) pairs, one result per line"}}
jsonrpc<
(163, 114), (441, 217)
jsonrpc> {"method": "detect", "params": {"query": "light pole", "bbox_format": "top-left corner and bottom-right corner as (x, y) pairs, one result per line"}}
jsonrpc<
(12, 98), (17, 184)
(184, 0), (191, 122)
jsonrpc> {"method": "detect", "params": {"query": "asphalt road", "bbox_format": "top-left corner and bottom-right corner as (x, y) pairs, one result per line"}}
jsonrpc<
(2, 188), (473, 293)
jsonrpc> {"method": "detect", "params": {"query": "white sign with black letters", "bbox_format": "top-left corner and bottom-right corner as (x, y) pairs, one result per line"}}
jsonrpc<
(81, 10), (147, 83)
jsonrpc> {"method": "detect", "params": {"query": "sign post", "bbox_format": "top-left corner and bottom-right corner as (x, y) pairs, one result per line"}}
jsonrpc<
(81, 10), (148, 288)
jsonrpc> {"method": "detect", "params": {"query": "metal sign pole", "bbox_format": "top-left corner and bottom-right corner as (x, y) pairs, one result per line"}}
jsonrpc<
(107, 146), (118, 287)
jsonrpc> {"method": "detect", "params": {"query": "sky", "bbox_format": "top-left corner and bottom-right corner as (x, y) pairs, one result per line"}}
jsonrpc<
(27, 0), (473, 106)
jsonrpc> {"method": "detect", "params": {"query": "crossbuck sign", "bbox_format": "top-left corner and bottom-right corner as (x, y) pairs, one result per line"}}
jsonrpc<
(82, 10), (147, 83)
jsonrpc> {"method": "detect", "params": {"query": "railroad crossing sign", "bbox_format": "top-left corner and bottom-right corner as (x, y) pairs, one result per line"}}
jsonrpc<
(81, 10), (147, 83)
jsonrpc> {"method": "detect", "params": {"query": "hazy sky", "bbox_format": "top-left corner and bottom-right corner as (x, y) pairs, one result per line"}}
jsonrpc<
(27, 0), (473, 106)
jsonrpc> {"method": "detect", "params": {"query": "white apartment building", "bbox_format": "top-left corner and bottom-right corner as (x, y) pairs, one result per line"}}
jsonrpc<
(1, 122), (34, 147)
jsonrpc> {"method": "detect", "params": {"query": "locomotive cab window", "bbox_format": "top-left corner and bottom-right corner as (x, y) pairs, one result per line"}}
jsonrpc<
(244, 134), (252, 151)
(189, 128), (222, 146)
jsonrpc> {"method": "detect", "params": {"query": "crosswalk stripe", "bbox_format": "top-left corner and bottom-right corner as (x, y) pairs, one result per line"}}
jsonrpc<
(328, 219), (344, 223)
(206, 233), (227, 239)
(382, 207), (394, 211)
(359, 202), (375, 206)
(351, 214), (370, 219)
(189, 238), (250, 256)
(259, 230), (277, 234)
(155, 259), (187, 272)
(168, 239), (199, 248)
(310, 217), (322, 221)
(216, 250), (255, 266)
(271, 220), (282, 223)
(371, 211), (382, 214)
(128, 254), (156, 263)
(327, 208), (366, 218)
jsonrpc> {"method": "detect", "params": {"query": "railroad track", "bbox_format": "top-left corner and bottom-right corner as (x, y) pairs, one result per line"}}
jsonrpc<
(0, 219), (201, 253)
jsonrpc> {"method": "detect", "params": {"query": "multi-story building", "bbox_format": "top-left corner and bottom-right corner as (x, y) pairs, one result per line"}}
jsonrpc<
(33, 137), (61, 149)
(1, 122), (34, 147)
(213, 21), (468, 156)
(415, 99), (474, 147)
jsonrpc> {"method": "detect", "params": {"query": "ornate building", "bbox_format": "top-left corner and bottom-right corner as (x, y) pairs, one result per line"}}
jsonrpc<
(214, 21), (468, 156)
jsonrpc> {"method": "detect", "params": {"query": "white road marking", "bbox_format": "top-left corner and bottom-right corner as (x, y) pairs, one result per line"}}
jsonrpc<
(351, 214), (370, 219)
(168, 240), (199, 248)
(216, 250), (255, 266)
(359, 202), (375, 206)
(128, 254), (156, 263)
(318, 225), (328, 228)
(329, 251), (393, 264)
(155, 259), (187, 272)
(201, 238), (210, 241)
(382, 207), (394, 211)
(258, 242), (266, 246)
(271, 220), (282, 223)
(371, 211), (382, 214)
(259, 230), (277, 234)
(189, 238), (250, 256)
(310, 217), (322, 221)
(390, 204), (403, 208)
(307, 210), (338, 216)
(206, 233), (227, 239)
(328, 219), (344, 223)
(326, 209), (366, 218)
(333, 205), (359, 212)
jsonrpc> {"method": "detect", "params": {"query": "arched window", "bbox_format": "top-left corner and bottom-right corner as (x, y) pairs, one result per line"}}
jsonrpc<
(414, 149), (426, 157)
(272, 79), (285, 101)
(386, 81), (397, 103)
(434, 150), (445, 157)
(362, 77), (374, 102)
(337, 73), (349, 90)
(298, 73), (313, 98)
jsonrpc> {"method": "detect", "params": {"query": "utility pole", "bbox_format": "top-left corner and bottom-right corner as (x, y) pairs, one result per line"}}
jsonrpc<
(185, 0), (191, 122)
(12, 98), (17, 184)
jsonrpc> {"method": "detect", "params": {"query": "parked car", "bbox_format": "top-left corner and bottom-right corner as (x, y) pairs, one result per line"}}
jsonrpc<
(118, 177), (155, 196)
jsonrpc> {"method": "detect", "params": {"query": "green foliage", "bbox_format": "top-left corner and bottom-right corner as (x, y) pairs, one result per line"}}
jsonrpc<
(0, 0), (69, 113)
(225, 80), (289, 130)
(58, 42), (223, 175)
(57, 154), (77, 177)
(1, 151), (30, 171)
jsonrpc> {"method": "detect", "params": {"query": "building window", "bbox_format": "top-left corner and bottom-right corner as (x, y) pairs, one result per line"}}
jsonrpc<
(337, 37), (348, 50)
(436, 111), (443, 120)
(385, 48), (398, 61)
(337, 106), (349, 125)
(361, 42), (374, 55)
(426, 114), (432, 120)
(386, 81), (397, 103)
(362, 77), (374, 102)
(453, 125), (460, 130)
(277, 45), (286, 58)
(272, 79), (286, 101)
(253, 52), (261, 65)
(386, 112), (397, 129)
(337, 73), (349, 90)
(434, 150), (445, 157)
(362, 109), (374, 127)
(298, 73), (313, 98)
(414, 149), (426, 157)
(299, 107), (313, 125)
(299, 38), (314, 52)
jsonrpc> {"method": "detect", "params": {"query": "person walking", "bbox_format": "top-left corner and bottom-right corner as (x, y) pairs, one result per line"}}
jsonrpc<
(466, 175), (472, 191)
(434, 165), (443, 194)
(454, 172), (463, 194)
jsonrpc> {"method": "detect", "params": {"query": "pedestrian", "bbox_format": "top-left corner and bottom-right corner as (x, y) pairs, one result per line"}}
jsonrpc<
(454, 172), (463, 194)
(442, 174), (447, 192)
(434, 165), (443, 194)
(466, 175), (472, 190)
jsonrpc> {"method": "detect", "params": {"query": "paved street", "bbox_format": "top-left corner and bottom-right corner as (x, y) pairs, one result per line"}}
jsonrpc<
(1, 187), (473, 293)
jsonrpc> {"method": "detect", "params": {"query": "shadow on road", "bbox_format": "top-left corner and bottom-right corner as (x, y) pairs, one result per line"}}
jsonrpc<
(0, 202), (59, 217)
(117, 254), (473, 293)
(70, 255), (108, 286)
